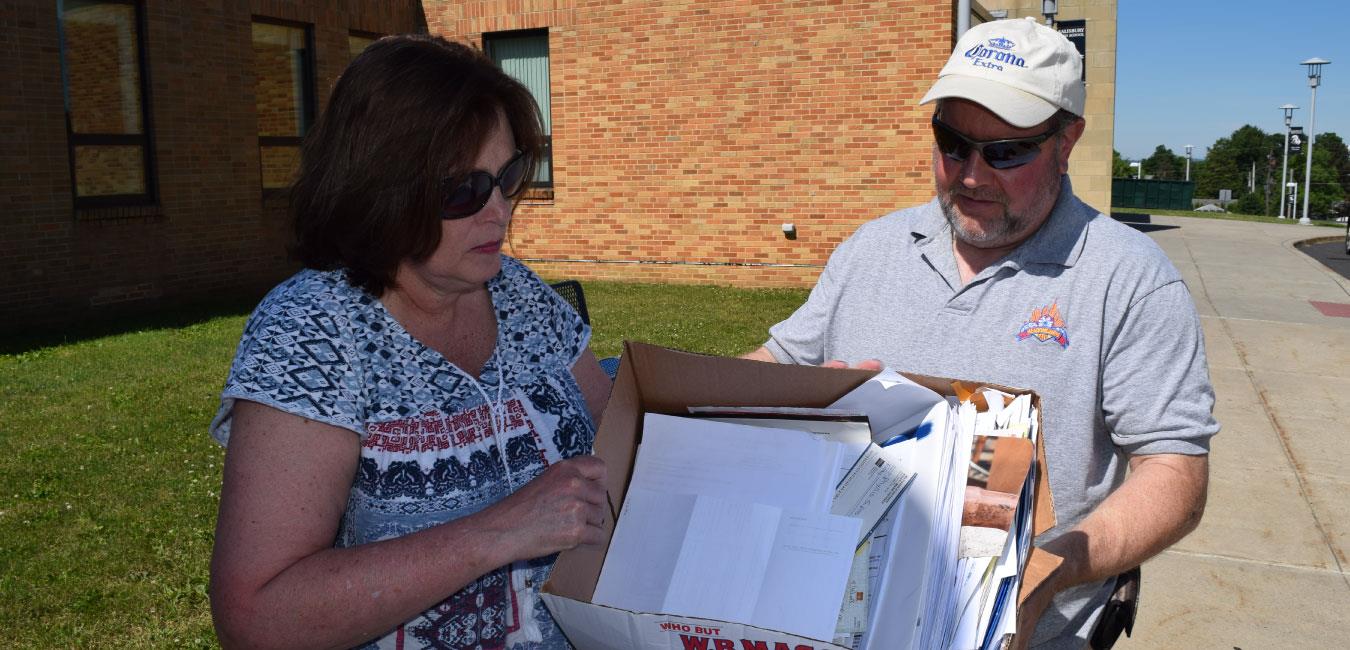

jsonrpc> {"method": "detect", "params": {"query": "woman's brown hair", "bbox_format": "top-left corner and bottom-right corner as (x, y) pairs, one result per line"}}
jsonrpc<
(289, 34), (543, 295)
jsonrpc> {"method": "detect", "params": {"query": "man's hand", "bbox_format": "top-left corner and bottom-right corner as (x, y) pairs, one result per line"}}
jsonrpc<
(1013, 453), (1207, 645)
(1042, 453), (1207, 589)
(740, 346), (778, 362)
(741, 346), (884, 371)
(822, 359), (883, 370)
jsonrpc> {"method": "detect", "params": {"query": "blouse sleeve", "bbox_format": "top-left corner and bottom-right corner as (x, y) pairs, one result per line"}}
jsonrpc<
(209, 277), (367, 445)
(500, 258), (592, 369)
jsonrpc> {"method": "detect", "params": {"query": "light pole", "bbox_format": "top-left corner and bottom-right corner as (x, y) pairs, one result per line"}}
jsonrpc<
(1129, 161), (1142, 180)
(1185, 145), (1193, 181)
(1278, 104), (1298, 218)
(1300, 58), (1330, 225)
(1042, 0), (1057, 26)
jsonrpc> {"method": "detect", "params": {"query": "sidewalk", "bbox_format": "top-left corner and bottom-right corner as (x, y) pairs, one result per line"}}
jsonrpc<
(1117, 216), (1350, 647)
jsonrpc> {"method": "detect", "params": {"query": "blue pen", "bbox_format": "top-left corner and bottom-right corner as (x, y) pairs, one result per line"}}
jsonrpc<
(878, 421), (932, 447)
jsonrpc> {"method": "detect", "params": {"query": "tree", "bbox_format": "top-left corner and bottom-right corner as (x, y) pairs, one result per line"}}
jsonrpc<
(1195, 125), (1282, 207)
(1285, 132), (1349, 218)
(1131, 126), (1348, 216)
(1313, 132), (1350, 198)
(1142, 145), (1188, 181)
(1232, 191), (1265, 216)
(1112, 149), (1133, 178)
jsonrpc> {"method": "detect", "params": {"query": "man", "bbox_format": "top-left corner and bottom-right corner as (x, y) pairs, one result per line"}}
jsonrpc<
(744, 18), (1217, 650)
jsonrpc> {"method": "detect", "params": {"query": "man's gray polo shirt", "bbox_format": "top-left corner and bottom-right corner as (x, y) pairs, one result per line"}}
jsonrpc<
(765, 178), (1219, 648)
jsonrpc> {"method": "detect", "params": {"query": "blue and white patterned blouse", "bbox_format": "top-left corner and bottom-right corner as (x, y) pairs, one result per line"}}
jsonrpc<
(211, 256), (594, 649)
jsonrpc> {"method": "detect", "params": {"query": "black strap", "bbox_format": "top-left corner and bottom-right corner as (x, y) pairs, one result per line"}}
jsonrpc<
(1089, 566), (1141, 650)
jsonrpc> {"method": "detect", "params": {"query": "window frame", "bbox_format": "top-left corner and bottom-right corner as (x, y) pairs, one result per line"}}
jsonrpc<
(58, 0), (159, 209)
(251, 15), (317, 194)
(483, 28), (553, 193)
(347, 29), (382, 61)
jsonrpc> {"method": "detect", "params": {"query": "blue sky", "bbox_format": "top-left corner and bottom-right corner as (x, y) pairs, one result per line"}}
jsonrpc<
(1114, 0), (1349, 161)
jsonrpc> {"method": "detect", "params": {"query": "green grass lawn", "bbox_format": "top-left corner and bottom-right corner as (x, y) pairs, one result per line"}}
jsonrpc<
(0, 280), (807, 647)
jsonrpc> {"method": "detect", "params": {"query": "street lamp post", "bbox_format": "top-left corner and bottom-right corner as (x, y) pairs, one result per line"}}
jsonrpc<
(1129, 161), (1141, 180)
(1279, 104), (1298, 218)
(1300, 58), (1330, 225)
(1185, 145), (1193, 181)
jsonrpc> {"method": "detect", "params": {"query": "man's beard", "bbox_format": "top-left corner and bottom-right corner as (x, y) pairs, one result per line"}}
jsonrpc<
(937, 189), (1025, 247)
(937, 173), (1060, 249)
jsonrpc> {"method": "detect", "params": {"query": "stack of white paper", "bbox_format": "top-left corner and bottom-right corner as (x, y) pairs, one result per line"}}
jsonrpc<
(946, 390), (1040, 649)
(828, 371), (950, 650)
(593, 414), (863, 642)
(592, 372), (1040, 650)
(919, 397), (975, 650)
(816, 371), (1040, 650)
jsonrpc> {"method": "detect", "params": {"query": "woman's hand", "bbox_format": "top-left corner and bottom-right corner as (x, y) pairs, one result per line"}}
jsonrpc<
(486, 455), (609, 559)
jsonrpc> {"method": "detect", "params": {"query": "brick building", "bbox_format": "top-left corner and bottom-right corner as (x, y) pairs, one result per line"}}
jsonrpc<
(1, 1), (425, 331)
(2, 0), (1116, 329)
(432, 0), (1117, 286)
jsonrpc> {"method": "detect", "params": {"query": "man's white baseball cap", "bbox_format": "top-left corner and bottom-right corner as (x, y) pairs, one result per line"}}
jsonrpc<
(920, 17), (1085, 128)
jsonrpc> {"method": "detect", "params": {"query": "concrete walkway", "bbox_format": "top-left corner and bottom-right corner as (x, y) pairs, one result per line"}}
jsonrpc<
(1116, 216), (1350, 648)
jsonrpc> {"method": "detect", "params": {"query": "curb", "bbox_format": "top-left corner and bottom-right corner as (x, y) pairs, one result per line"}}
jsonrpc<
(1291, 235), (1344, 248)
(1284, 236), (1350, 294)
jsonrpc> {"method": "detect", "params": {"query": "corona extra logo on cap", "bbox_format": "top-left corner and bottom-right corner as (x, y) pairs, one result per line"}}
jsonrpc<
(964, 36), (1027, 71)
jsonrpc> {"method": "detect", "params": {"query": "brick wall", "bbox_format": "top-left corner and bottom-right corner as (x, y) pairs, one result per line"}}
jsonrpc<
(424, 0), (955, 287)
(0, 0), (425, 331)
(3, 1), (1118, 329)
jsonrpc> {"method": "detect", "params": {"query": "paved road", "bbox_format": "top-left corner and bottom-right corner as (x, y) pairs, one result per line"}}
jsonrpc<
(1112, 216), (1350, 648)
(1301, 238), (1350, 281)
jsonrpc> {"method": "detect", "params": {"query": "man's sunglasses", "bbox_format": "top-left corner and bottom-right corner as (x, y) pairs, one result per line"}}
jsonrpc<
(931, 116), (1063, 170)
(438, 149), (530, 219)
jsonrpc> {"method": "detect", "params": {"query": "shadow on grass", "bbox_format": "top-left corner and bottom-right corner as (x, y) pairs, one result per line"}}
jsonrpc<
(2, 291), (264, 356)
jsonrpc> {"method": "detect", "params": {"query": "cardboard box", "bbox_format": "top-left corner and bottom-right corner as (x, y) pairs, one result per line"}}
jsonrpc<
(541, 342), (1058, 650)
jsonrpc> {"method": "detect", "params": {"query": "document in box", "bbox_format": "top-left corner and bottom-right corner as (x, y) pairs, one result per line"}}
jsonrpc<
(686, 407), (874, 483)
(632, 413), (845, 511)
(829, 369), (945, 444)
(593, 487), (861, 642)
(831, 442), (915, 547)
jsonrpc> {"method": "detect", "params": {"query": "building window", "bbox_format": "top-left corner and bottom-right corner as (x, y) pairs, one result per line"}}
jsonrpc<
(484, 30), (552, 190)
(57, 0), (156, 207)
(348, 30), (380, 62)
(251, 18), (315, 191)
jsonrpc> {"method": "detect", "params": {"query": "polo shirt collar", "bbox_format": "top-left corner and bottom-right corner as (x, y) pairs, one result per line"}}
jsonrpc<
(1010, 176), (1089, 268)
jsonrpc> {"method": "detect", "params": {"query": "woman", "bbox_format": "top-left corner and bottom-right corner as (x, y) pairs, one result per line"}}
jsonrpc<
(208, 35), (611, 649)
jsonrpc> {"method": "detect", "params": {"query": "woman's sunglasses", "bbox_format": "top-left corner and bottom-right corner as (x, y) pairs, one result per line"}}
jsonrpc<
(438, 149), (530, 219)
(931, 116), (1063, 170)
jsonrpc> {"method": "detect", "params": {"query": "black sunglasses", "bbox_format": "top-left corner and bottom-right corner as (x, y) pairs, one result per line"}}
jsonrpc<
(931, 116), (1063, 170)
(438, 149), (530, 219)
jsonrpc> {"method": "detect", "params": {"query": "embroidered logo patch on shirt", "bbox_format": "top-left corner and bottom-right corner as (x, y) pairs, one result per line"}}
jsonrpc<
(1016, 302), (1069, 349)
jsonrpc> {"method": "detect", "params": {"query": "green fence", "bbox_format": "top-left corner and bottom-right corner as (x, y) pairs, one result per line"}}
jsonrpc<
(1111, 178), (1195, 210)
